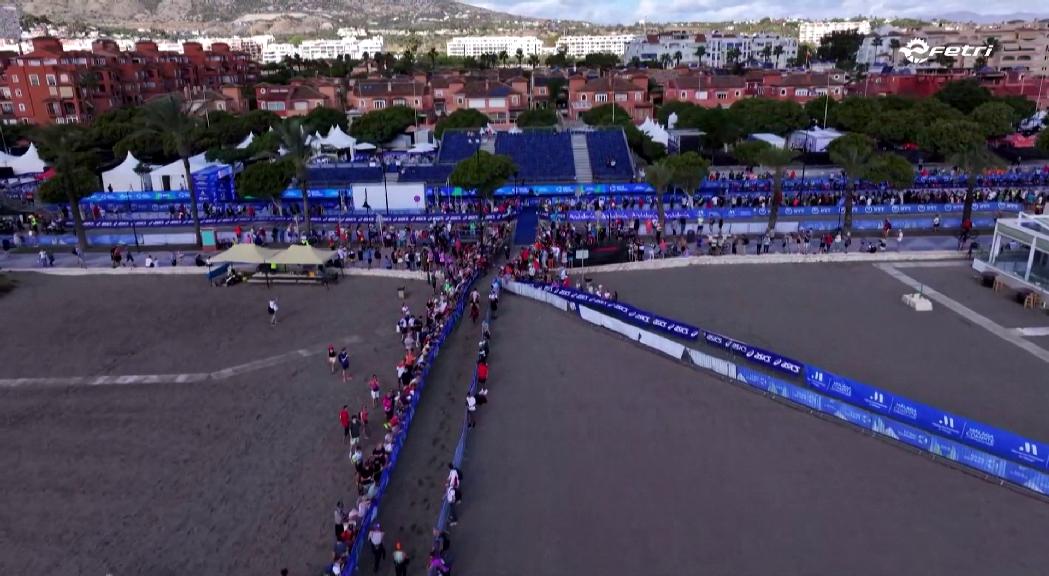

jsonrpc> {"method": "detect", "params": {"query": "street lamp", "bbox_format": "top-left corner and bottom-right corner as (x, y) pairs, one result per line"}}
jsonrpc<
(379, 149), (390, 217)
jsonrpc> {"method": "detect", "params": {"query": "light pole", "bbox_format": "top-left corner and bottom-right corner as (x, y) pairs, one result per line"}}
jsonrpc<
(379, 148), (390, 216)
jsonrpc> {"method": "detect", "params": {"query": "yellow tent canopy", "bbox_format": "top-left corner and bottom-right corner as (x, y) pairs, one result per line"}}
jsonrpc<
(210, 244), (280, 264)
(270, 244), (337, 266)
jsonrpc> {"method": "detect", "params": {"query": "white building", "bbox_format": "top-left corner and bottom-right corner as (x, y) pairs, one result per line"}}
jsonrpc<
(704, 33), (797, 68)
(445, 35), (543, 58)
(261, 36), (384, 64)
(798, 20), (871, 46)
(555, 34), (638, 57)
(624, 31), (705, 65)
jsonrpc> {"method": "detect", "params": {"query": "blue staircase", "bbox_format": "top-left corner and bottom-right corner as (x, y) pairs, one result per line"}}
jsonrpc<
(513, 207), (539, 246)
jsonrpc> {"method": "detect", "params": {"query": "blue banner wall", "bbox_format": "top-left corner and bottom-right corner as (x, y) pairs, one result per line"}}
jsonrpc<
(560, 202), (1021, 222)
(537, 284), (701, 340)
(805, 366), (1049, 470)
(78, 212), (515, 229)
(704, 330), (804, 377)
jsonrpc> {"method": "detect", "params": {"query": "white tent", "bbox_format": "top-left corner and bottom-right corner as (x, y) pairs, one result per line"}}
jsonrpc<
(148, 152), (216, 191)
(235, 132), (256, 150)
(354, 142), (376, 151)
(0, 143), (47, 175)
(101, 152), (150, 192)
(323, 125), (356, 150)
(638, 117), (670, 147)
(749, 133), (787, 149)
(408, 143), (436, 154)
(787, 128), (843, 153)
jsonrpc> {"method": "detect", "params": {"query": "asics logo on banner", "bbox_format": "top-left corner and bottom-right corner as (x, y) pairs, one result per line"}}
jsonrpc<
(1020, 442), (1039, 456)
(900, 37), (995, 65)
(964, 427), (995, 447)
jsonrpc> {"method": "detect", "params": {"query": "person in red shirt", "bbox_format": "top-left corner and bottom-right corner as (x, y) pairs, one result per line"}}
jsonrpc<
(340, 405), (351, 440)
(476, 360), (488, 388)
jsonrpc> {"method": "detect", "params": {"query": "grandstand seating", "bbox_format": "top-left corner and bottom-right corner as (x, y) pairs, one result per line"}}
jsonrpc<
(586, 131), (633, 181)
(307, 166), (383, 184)
(401, 165), (455, 184)
(494, 132), (575, 182)
(438, 131), (484, 165)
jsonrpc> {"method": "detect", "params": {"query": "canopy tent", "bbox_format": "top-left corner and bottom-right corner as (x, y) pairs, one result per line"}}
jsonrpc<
(235, 132), (256, 150)
(787, 128), (843, 153)
(101, 151), (150, 192)
(323, 125), (356, 150)
(408, 142), (436, 154)
(210, 244), (279, 264)
(638, 117), (670, 147)
(0, 143), (47, 175)
(270, 244), (336, 266)
(148, 152), (219, 192)
(354, 142), (377, 151)
(748, 133), (787, 149)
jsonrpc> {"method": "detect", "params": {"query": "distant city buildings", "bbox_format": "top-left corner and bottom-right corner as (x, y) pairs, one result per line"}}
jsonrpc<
(261, 36), (384, 64)
(555, 34), (638, 57)
(798, 20), (871, 47)
(624, 31), (705, 65)
(624, 31), (796, 68)
(445, 36), (543, 58)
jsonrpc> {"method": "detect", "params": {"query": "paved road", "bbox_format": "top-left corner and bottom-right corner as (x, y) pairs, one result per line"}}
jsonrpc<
(452, 295), (1049, 576)
(0, 274), (428, 575)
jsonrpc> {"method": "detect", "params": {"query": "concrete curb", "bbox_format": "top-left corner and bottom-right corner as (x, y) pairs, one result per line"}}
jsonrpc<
(342, 268), (427, 281)
(570, 250), (968, 274)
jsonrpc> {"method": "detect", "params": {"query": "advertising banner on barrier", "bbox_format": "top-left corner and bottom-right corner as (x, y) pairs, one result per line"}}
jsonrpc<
(703, 330), (803, 377)
(559, 203), (1021, 223)
(536, 284), (701, 340)
(805, 365), (1049, 470)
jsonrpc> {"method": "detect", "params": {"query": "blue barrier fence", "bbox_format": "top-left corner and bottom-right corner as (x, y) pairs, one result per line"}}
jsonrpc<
(558, 202), (1022, 222)
(531, 281), (1049, 476)
(75, 212), (515, 230)
(507, 281), (1049, 496)
(339, 272), (479, 574)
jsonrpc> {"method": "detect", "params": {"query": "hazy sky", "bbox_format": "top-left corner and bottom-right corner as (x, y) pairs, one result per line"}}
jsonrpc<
(470, 0), (1041, 25)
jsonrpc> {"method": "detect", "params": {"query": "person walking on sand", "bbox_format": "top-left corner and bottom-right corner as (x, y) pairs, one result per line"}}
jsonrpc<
(328, 345), (337, 374)
(340, 405), (351, 440)
(369, 374), (381, 407)
(392, 541), (409, 576)
(268, 298), (279, 326)
(368, 522), (386, 573)
(359, 403), (370, 439)
(338, 348), (352, 382)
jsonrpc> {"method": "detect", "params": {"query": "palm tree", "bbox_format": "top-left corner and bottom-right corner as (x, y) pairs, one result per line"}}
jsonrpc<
(827, 133), (875, 237)
(515, 48), (524, 67)
(659, 53), (672, 69)
(363, 51), (371, 73)
(644, 161), (673, 232)
(694, 46), (706, 65)
(762, 45), (772, 65)
(889, 38), (901, 65)
(137, 94), (205, 248)
(498, 50), (509, 67)
(950, 141), (1000, 229)
(772, 45), (783, 67)
(428, 47), (439, 72)
(527, 54), (540, 68)
(272, 118), (315, 235)
(726, 47), (742, 67)
(673, 50), (683, 67)
(34, 124), (97, 255)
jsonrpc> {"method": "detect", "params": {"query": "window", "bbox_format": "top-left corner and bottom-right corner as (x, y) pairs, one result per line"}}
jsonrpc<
(414, 98), (420, 106)
(580, 93), (588, 101)
(59, 73), (69, 83)
(11, 74), (18, 83)
(1, 103), (11, 114)
(29, 74), (40, 86)
(14, 89), (21, 97)
(393, 98), (406, 106)
(779, 88), (787, 96)
(17, 103), (25, 112)
(538, 87), (547, 95)
(264, 101), (286, 111)
(595, 93), (607, 103)
(374, 99), (386, 109)
(294, 101), (308, 111)
(435, 89), (444, 97)
(716, 92), (727, 100)
(634, 92), (642, 101)
(46, 74), (56, 86)
(456, 97), (464, 105)
(734, 91), (741, 97)
(615, 93), (627, 102)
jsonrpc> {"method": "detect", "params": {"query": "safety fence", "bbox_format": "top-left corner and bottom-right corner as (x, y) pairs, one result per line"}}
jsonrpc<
(339, 271), (479, 574)
(503, 280), (1049, 496)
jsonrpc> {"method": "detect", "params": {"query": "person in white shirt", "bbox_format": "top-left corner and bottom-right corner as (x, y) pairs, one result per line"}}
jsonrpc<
(466, 393), (477, 428)
(368, 523), (386, 572)
(268, 298), (279, 326)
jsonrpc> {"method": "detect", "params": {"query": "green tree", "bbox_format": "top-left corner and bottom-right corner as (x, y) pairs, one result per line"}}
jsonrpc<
(350, 105), (417, 144)
(935, 79), (993, 114)
(804, 95), (838, 128)
(33, 124), (98, 254)
(725, 48), (741, 66)
(920, 119), (1001, 227)
(235, 158), (294, 212)
(970, 101), (1017, 138)
(581, 53), (620, 69)
(730, 98), (808, 135)
(515, 48), (524, 66)
(435, 108), (490, 138)
(516, 108), (558, 128)
(995, 95), (1035, 122)
(889, 38), (901, 64)
(644, 161), (673, 231)
(827, 133), (876, 237)
(664, 151), (709, 209)
(303, 106), (349, 134)
(272, 118), (316, 235)
(581, 103), (631, 126)
(659, 53), (673, 69)
(546, 46), (572, 68)
(428, 47), (439, 71)
(792, 44), (813, 67)
(694, 46), (706, 65)
(864, 152), (915, 192)
(733, 140), (800, 231)
(1037, 130), (1049, 156)
(447, 151), (517, 246)
(816, 30), (863, 69)
(833, 96), (881, 133)
(527, 54), (540, 68)
(135, 94), (205, 248)
(498, 50), (509, 67)
(673, 50), (683, 67)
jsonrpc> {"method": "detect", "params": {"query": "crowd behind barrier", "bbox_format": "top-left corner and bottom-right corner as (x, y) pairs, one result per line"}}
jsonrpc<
(501, 280), (1049, 496)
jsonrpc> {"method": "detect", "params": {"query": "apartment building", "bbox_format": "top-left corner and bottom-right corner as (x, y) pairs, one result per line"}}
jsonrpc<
(798, 20), (871, 47)
(445, 36), (544, 58)
(704, 33), (797, 69)
(623, 31), (705, 65)
(751, 70), (847, 103)
(261, 36), (384, 64)
(555, 35), (639, 57)
(663, 73), (747, 108)
(567, 73), (651, 122)
(347, 78), (431, 116)
(255, 78), (345, 117)
(1, 36), (257, 125)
